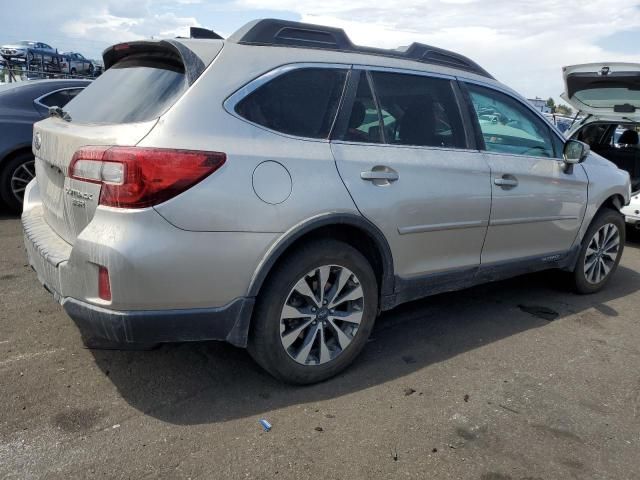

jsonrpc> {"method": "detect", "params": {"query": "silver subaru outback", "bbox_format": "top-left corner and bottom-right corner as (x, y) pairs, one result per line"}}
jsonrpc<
(23, 19), (631, 384)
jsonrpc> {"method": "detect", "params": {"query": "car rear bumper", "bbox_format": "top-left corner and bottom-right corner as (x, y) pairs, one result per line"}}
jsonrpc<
(22, 182), (263, 348)
(62, 296), (254, 347)
(24, 211), (255, 346)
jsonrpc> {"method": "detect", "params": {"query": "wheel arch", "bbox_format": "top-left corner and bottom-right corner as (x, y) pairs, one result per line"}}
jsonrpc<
(599, 193), (625, 212)
(247, 213), (395, 309)
(0, 143), (33, 168)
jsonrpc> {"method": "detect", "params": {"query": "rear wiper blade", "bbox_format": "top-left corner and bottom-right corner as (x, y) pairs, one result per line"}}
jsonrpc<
(48, 106), (72, 122)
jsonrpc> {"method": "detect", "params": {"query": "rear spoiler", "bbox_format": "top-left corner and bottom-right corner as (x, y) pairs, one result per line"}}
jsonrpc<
(102, 40), (206, 86)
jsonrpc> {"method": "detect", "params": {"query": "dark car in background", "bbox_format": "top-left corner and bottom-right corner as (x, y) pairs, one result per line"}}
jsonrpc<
(0, 79), (90, 212)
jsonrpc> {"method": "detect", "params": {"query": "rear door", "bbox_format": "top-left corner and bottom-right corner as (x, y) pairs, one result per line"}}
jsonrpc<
(561, 63), (640, 122)
(33, 41), (222, 244)
(463, 82), (588, 264)
(331, 68), (491, 280)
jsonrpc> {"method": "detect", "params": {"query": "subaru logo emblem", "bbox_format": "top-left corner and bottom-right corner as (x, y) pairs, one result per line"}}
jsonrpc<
(34, 132), (41, 150)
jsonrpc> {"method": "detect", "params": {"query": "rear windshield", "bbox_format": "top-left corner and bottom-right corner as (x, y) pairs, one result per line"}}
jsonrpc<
(575, 87), (640, 109)
(64, 54), (187, 124)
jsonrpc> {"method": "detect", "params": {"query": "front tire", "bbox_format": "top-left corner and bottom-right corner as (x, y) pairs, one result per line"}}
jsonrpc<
(248, 239), (378, 384)
(572, 208), (625, 294)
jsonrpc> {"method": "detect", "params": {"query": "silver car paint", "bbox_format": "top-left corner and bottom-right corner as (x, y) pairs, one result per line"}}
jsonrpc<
(331, 140), (491, 277)
(24, 38), (631, 315)
(479, 152), (588, 264)
(23, 182), (278, 309)
(32, 119), (159, 243)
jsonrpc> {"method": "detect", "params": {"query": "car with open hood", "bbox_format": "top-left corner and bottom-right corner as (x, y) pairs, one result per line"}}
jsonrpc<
(563, 63), (639, 198)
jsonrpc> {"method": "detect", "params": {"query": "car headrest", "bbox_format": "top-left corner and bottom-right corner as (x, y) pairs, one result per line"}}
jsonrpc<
(618, 129), (639, 146)
(349, 101), (366, 129)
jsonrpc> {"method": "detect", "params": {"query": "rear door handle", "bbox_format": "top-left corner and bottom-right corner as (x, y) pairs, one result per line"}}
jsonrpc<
(494, 175), (518, 188)
(361, 171), (399, 182)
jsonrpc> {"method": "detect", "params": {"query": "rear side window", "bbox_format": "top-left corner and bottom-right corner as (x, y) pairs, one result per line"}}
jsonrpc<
(236, 68), (348, 139)
(369, 71), (467, 148)
(37, 88), (83, 108)
(64, 54), (187, 124)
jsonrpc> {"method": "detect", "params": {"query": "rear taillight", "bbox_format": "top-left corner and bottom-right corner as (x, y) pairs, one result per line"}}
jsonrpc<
(69, 146), (226, 208)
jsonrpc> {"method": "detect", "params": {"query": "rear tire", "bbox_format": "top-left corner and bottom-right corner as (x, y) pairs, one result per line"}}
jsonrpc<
(248, 239), (378, 384)
(0, 152), (35, 213)
(571, 208), (625, 294)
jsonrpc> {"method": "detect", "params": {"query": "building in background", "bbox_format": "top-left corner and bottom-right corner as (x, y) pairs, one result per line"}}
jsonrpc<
(528, 97), (552, 113)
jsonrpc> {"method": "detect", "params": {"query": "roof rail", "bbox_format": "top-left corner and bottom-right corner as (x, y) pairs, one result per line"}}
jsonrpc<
(228, 19), (493, 79)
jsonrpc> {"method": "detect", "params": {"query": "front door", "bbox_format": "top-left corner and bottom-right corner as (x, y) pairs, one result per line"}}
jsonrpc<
(331, 69), (492, 280)
(464, 83), (588, 265)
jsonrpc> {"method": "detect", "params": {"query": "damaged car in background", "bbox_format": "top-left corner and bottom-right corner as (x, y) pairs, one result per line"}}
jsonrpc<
(562, 63), (639, 227)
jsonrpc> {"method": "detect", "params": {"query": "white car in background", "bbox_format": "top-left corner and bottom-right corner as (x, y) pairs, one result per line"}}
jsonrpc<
(563, 62), (640, 226)
(622, 191), (640, 228)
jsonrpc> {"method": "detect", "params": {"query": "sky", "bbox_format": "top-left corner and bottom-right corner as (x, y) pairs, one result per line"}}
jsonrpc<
(1, 0), (640, 103)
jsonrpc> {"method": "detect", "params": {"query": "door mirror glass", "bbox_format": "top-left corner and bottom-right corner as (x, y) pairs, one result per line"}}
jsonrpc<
(563, 139), (590, 164)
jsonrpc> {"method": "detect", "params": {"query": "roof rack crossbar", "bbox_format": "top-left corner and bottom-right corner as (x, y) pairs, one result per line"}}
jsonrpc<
(229, 19), (493, 79)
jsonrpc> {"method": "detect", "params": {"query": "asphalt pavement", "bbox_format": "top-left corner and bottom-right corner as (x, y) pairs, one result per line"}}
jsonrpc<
(1, 209), (640, 479)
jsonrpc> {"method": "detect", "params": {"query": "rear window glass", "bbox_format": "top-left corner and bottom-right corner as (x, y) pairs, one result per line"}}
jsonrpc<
(64, 54), (187, 124)
(575, 87), (640, 109)
(235, 68), (348, 139)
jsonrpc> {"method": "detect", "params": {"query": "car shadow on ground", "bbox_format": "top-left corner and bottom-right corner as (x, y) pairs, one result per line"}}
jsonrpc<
(0, 208), (18, 220)
(86, 237), (640, 425)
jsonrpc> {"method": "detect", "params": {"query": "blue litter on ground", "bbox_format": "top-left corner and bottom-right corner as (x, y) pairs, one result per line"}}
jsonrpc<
(259, 419), (272, 432)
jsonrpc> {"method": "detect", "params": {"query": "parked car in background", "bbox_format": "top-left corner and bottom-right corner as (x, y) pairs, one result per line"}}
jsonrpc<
(0, 79), (90, 212)
(563, 62), (640, 195)
(1, 41), (56, 61)
(544, 113), (574, 133)
(622, 191), (640, 228)
(23, 19), (630, 384)
(91, 60), (104, 77)
(61, 52), (95, 76)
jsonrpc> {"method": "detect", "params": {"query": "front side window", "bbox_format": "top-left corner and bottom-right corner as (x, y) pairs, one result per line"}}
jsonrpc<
(467, 84), (556, 158)
(236, 68), (348, 139)
(369, 71), (466, 148)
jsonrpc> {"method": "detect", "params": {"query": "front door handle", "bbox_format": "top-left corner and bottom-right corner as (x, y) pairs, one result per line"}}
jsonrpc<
(494, 175), (518, 188)
(361, 171), (399, 182)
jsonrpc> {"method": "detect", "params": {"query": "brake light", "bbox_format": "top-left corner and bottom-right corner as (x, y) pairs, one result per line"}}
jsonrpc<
(69, 146), (226, 208)
(98, 266), (111, 301)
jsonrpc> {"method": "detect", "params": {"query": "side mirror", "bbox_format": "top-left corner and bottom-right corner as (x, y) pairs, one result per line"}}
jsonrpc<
(562, 140), (590, 172)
